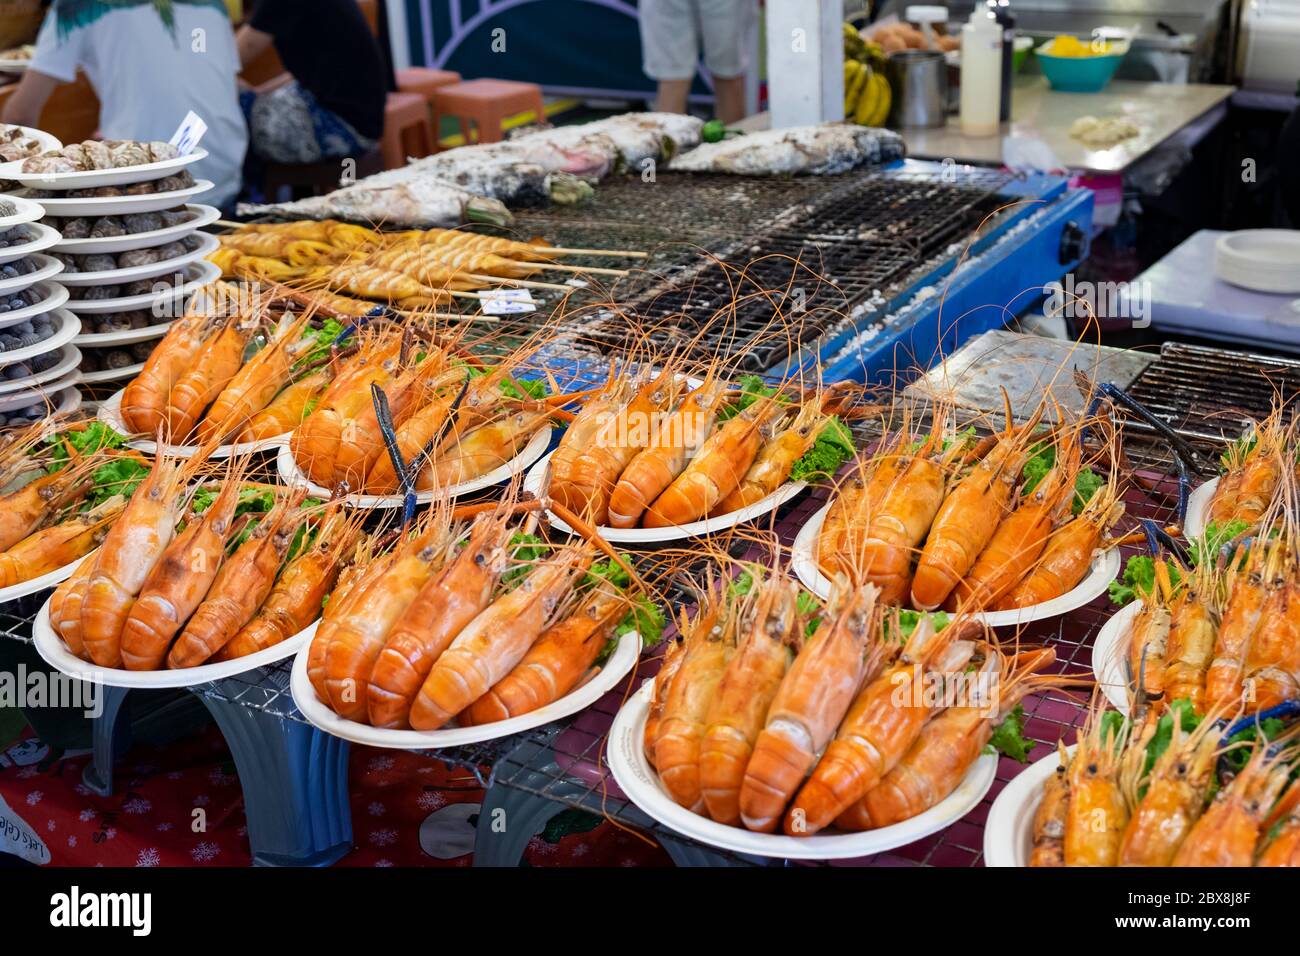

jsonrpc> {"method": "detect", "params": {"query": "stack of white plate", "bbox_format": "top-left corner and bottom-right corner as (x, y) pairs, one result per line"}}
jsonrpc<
(0, 143), (219, 390)
(0, 191), (81, 424)
(1215, 229), (1300, 294)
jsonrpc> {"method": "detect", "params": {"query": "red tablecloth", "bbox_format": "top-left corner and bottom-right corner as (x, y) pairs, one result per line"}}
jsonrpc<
(0, 727), (669, 867)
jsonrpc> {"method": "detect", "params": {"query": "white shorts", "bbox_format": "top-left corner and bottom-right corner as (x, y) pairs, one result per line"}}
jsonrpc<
(640, 0), (754, 80)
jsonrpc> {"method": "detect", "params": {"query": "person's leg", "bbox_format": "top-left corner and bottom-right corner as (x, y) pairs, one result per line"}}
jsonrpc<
(711, 75), (746, 124)
(699, 0), (755, 122)
(640, 0), (700, 113)
(655, 79), (692, 115)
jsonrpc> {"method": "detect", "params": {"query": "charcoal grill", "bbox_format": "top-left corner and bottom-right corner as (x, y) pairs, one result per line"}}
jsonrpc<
(495, 160), (1093, 380)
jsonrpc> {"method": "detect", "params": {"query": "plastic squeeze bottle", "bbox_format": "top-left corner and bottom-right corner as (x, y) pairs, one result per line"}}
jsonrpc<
(989, 0), (1015, 122)
(960, 7), (1003, 137)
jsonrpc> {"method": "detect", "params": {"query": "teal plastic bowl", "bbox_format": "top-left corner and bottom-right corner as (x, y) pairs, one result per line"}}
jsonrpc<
(1035, 42), (1126, 93)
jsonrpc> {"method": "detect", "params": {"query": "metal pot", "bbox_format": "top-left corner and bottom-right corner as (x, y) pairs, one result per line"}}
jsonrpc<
(886, 49), (950, 128)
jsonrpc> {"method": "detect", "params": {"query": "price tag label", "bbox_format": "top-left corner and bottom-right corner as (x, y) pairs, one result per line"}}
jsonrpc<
(169, 111), (208, 155)
(480, 288), (536, 315)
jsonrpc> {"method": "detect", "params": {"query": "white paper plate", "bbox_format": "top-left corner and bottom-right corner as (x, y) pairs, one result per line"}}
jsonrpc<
(607, 680), (997, 860)
(1215, 230), (1300, 294)
(522, 450), (808, 543)
(1091, 599), (1141, 714)
(0, 148), (208, 190)
(0, 222), (60, 264)
(0, 193), (47, 229)
(95, 387), (288, 458)
(0, 344), (79, 394)
(57, 232), (219, 286)
(78, 360), (144, 385)
(276, 426), (554, 509)
(0, 380), (80, 416)
(790, 501), (1122, 626)
(73, 316), (173, 347)
(0, 125), (60, 154)
(0, 308), (79, 368)
(63, 258), (219, 313)
(0, 252), (63, 295)
(983, 746), (1074, 867)
(31, 591), (312, 689)
(0, 59), (30, 75)
(51, 204), (219, 254)
(19, 179), (214, 217)
(290, 627), (640, 750)
(1183, 475), (1217, 539)
(0, 280), (68, 330)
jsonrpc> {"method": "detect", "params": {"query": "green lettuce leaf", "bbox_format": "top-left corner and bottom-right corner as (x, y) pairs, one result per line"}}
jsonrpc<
(988, 703), (1035, 762)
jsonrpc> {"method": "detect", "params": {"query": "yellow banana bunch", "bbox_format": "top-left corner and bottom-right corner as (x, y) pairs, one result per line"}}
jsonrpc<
(852, 68), (892, 127)
(844, 58), (869, 117)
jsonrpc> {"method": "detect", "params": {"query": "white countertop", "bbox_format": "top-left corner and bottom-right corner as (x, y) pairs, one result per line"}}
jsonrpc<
(736, 77), (1236, 175)
(899, 77), (1235, 174)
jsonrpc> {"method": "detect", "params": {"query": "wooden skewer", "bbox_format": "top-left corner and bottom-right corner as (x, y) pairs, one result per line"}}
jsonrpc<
(530, 262), (630, 277)
(466, 272), (573, 292)
(390, 309), (496, 322)
(539, 246), (649, 259)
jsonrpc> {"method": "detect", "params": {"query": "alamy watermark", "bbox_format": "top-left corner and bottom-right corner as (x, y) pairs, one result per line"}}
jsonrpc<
(0, 664), (101, 718)
(1044, 275), (1151, 329)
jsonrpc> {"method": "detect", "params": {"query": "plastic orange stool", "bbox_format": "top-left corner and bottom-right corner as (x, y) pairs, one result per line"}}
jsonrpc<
(432, 78), (545, 148)
(396, 67), (462, 104)
(381, 91), (435, 169)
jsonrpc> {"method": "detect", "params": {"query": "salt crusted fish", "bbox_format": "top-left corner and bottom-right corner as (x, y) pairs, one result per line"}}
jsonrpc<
(241, 111), (703, 225)
(240, 178), (512, 228)
(512, 112), (704, 169)
(667, 123), (905, 176)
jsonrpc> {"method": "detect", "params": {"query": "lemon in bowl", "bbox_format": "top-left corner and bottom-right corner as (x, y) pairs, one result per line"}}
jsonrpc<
(1035, 35), (1128, 92)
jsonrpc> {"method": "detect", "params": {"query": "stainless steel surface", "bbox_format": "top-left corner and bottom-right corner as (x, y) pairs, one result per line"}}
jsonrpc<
(887, 49), (951, 128)
(904, 329), (1157, 421)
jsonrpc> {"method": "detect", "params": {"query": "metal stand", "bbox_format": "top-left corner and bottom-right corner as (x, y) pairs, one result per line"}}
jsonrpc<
(473, 738), (767, 867)
(473, 745), (586, 867)
(660, 837), (771, 868)
(197, 672), (353, 867)
(81, 686), (130, 797)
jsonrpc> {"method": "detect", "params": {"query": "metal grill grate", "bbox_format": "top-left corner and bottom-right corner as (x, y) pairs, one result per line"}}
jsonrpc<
(1124, 341), (1300, 447)
(542, 170), (1012, 373)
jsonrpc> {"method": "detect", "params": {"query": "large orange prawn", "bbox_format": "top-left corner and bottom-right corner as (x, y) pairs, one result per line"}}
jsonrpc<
(738, 582), (884, 832)
(698, 571), (798, 825)
(911, 406), (1042, 610)
(78, 445), (200, 667)
(364, 511), (511, 728)
(407, 544), (592, 731)
(784, 613), (974, 835)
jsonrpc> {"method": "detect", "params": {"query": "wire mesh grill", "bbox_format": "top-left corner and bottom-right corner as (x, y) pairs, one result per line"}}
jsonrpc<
(546, 171), (1011, 373)
(473, 168), (1014, 374)
(1124, 341), (1300, 447)
(0, 596), (40, 644)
